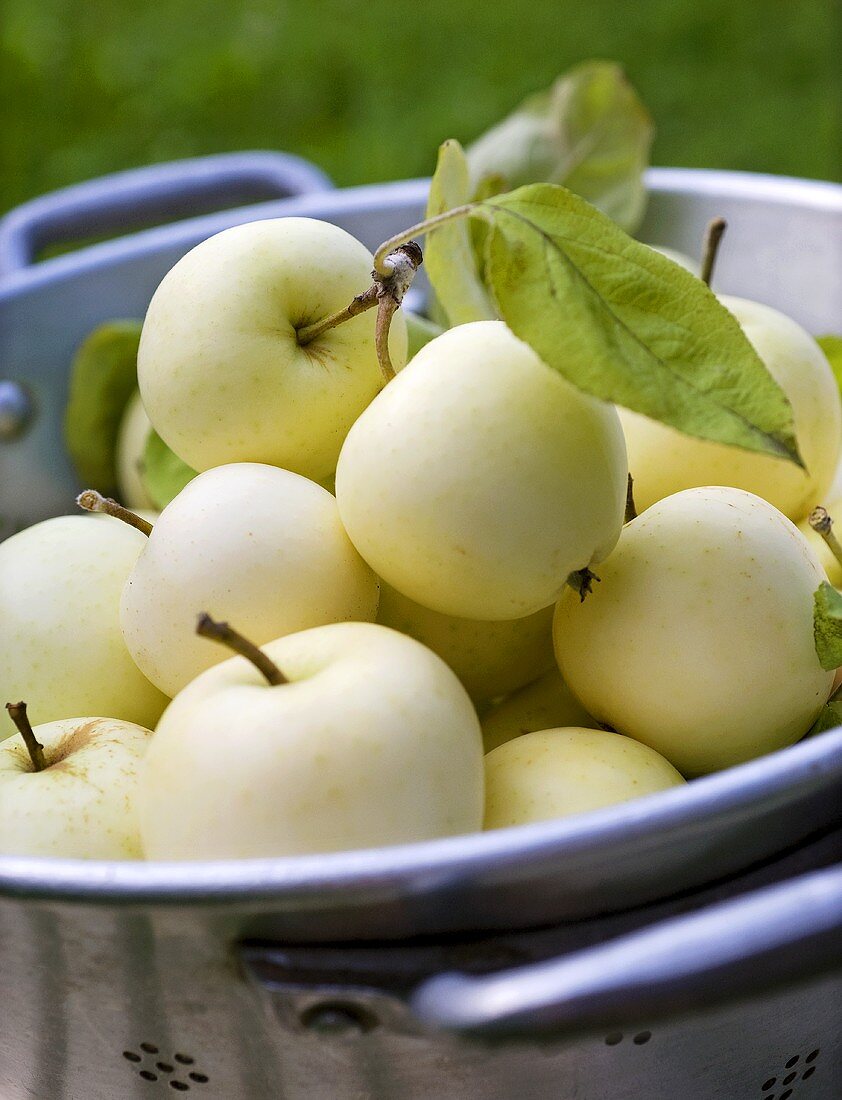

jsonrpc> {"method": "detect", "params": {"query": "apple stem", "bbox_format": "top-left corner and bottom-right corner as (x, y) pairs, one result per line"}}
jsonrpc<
(76, 489), (153, 537)
(195, 613), (288, 686)
(625, 474), (638, 523)
(809, 506), (842, 570)
(5, 701), (47, 772)
(372, 205), (475, 276)
(567, 566), (600, 602)
(700, 217), (727, 287)
(296, 243), (424, 384)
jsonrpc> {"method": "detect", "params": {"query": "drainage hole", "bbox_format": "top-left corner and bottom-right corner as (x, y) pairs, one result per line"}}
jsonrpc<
(802, 1067), (816, 1080)
(785, 1056), (799, 1068)
(174, 1053), (195, 1065)
(157, 1063), (174, 1074)
(189, 1073), (210, 1084)
(604, 1032), (623, 1046)
(780, 1091), (793, 1100)
(139, 1071), (157, 1082)
(170, 1083), (190, 1093)
(762, 1080), (776, 1091)
(806, 1049), (820, 1063)
(123, 1052), (142, 1063)
(140, 1043), (159, 1054)
(783, 1073), (797, 1085)
(633, 1031), (652, 1045)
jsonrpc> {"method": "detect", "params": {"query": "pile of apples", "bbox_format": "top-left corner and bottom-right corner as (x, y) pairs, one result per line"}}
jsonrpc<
(1, 200), (840, 863)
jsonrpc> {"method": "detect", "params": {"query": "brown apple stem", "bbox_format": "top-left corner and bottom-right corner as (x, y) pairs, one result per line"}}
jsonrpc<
(5, 701), (47, 772)
(809, 506), (842, 570)
(195, 613), (288, 686)
(296, 241), (424, 355)
(372, 206), (474, 276)
(375, 296), (400, 382)
(625, 474), (638, 523)
(76, 489), (153, 537)
(700, 216), (727, 287)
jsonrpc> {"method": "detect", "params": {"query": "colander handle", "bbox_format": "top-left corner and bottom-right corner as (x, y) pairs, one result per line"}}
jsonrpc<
(0, 151), (333, 278)
(411, 864), (842, 1039)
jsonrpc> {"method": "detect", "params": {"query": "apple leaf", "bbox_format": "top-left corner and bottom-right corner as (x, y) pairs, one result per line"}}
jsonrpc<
(466, 61), (654, 234)
(142, 430), (197, 510)
(817, 334), (842, 394)
(480, 184), (802, 465)
(808, 695), (842, 736)
(405, 311), (444, 362)
(813, 581), (842, 671)
(424, 140), (497, 327)
(64, 320), (142, 493)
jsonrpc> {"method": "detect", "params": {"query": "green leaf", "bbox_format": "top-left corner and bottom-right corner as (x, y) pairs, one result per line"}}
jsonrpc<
(405, 311), (444, 362)
(465, 61), (654, 234)
(817, 335), (842, 394)
(808, 696), (842, 737)
(142, 430), (197, 510)
(813, 581), (842, 671)
(424, 139), (497, 327)
(64, 320), (142, 492)
(481, 184), (802, 465)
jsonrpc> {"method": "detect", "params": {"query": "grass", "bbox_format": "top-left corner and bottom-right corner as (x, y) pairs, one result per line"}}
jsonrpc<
(1, 0), (840, 216)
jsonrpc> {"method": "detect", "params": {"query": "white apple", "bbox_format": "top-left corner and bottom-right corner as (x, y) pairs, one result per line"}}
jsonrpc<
(0, 706), (153, 858)
(336, 320), (628, 620)
(119, 463), (379, 699)
(137, 217), (408, 483)
(139, 621), (484, 859)
(618, 297), (842, 520)
(0, 515), (168, 733)
(377, 581), (555, 704)
(481, 668), (597, 754)
(798, 498), (842, 587)
(115, 390), (155, 510)
(484, 727), (684, 829)
(554, 487), (834, 776)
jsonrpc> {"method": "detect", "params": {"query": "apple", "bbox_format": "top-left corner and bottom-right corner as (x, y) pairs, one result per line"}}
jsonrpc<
(554, 487), (834, 776)
(799, 500), (842, 588)
(336, 320), (628, 620)
(115, 390), (155, 510)
(377, 581), (555, 704)
(484, 726), (684, 828)
(481, 668), (597, 754)
(0, 702), (153, 858)
(139, 619), (484, 859)
(137, 217), (408, 484)
(116, 462), (379, 699)
(618, 297), (842, 520)
(0, 515), (168, 733)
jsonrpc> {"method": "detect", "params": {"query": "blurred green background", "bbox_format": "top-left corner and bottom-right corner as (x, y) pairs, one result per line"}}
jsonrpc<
(1, 0), (840, 215)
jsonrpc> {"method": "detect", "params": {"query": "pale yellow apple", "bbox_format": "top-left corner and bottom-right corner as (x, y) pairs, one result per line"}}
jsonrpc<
(798, 497), (842, 587)
(481, 668), (597, 753)
(115, 390), (155, 510)
(0, 715), (153, 858)
(336, 321), (628, 620)
(139, 622), (484, 859)
(619, 297), (842, 520)
(484, 727), (684, 829)
(120, 463), (379, 698)
(0, 516), (168, 733)
(377, 581), (555, 704)
(138, 217), (407, 483)
(554, 487), (834, 776)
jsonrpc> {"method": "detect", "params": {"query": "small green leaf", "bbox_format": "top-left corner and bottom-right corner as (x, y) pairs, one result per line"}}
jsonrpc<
(481, 184), (802, 465)
(466, 61), (654, 234)
(817, 335), (842, 394)
(425, 139), (497, 327)
(142, 430), (197, 510)
(808, 696), (842, 737)
(404, 312), (444, 362)
(64, 320), (142, 492)
(813, 581), (842, 671)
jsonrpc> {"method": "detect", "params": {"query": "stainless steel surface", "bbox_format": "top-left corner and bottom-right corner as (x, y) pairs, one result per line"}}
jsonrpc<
(1, 830), (839, 1099)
